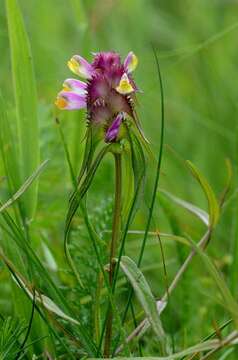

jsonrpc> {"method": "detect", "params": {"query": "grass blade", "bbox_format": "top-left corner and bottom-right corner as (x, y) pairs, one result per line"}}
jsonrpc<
(159, 188), (209, 227)
(0, 160), (49, 214)
(186, 160), (220, 227)
(6, 0), (40, 220)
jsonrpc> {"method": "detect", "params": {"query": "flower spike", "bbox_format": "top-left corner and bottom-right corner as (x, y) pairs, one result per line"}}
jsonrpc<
(116, 73), (134, 95)
(124, 51), (138, 73)
(56, 51), (141, 143)
(68, 55), (94, 79)
(55, 92), (86, 110)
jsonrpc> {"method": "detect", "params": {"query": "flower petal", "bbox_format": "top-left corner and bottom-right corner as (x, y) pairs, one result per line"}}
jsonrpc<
(124, 51), (138, 73)
(63, 78), (87, 95)
(116, 73), (134, 95)
(67, 55), (94, 79)
(55, 91), (86, 110)
(105, 112), (124, 143)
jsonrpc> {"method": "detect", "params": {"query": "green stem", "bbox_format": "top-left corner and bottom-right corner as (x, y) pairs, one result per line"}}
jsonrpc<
(104, 153), (122, 357)
(94, 271), (103, 345)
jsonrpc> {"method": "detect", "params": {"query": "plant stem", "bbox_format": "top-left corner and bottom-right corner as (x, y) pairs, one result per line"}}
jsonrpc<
(104, 153), (122, 357)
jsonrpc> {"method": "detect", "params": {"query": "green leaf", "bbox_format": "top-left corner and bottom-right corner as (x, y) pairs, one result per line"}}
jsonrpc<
(159, 188), (209, 227)
(6, 0), (40, 220)
(186, 160), (220, 227)
(0, 93), (20, 196)
(0, 160), (49, 214)
(117, 256), (166, 347)
(13, 274), (80, 325)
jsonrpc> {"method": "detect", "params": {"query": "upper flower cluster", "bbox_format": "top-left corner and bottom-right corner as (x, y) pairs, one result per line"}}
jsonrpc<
(55, 51), (138, 143)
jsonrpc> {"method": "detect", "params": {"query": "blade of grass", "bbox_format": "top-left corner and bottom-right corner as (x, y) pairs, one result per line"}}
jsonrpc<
(6, 0), (40, 220)
(159, 189), (209, 227)
(0, 160), (49, 214)
(186, 160), (220, 227)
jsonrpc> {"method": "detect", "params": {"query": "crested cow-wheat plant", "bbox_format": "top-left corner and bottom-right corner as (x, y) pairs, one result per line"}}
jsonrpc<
(0, 1), (238, 359)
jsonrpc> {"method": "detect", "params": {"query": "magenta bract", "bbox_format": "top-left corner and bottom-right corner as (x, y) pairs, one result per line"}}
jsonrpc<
(55, 51), (139, 143)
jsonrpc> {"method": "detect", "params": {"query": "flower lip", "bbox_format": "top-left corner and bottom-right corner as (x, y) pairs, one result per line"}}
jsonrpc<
(68, 55), (94, 79)
(55, 91), (86, 110)
(105, 112), (124, 143)
(55, 96), (68, 109)
(124, 51), (138, 73)
(116, 73), (134, 95)
(63, 78), (87, 95)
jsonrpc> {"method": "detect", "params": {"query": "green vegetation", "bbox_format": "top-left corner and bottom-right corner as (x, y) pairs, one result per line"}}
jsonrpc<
(0, 0), (238, 358)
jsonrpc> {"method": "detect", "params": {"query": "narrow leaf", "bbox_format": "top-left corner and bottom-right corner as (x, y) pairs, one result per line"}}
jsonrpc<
(186, 160), (220, 227)
(13, 274), (80, 325)
(159, 188), (209, 227)
(0, 160), (49, 214)
(6, 0), (40, 219)
(117, 256), (166, 344)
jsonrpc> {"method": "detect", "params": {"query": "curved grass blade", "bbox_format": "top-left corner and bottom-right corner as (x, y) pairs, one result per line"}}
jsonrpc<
(117, 256), (167, 354)
(137, 46), (165, 267)
(6, 0), (40, 220)
(14, 276), (80, 326)
(0, 160), (49, 214)
(186, 160), (220, 227)
(159, 188), (209, 227)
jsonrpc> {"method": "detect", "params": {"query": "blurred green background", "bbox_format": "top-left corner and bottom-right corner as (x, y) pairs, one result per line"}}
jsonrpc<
(0, 0), (238, 358)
